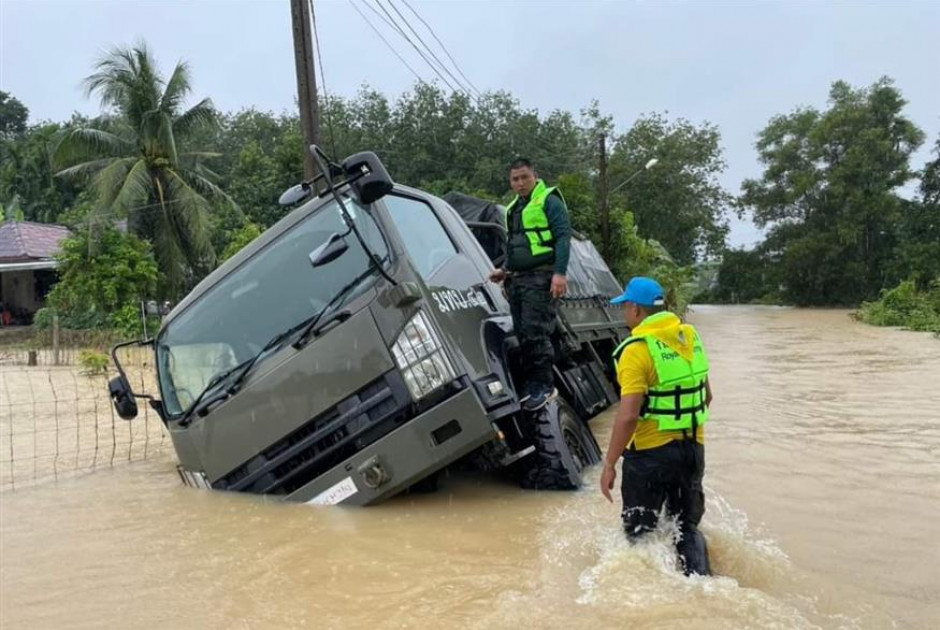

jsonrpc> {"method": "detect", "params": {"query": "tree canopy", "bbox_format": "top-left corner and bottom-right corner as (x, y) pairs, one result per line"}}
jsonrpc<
(736, 78), (928, 306)
(52, 44), (236, 296)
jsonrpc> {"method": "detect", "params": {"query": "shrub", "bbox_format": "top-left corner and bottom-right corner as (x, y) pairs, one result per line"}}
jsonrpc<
(78, 350), (110, 375)
(856, 279), (940, 334)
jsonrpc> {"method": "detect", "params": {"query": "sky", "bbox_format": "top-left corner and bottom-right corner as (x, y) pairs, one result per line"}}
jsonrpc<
(2, 0), (938, 247)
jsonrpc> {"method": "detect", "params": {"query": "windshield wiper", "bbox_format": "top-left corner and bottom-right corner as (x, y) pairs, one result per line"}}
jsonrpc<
(178, 360), (251, 426)
(176, 261), (386, 426)
(292, 265), (380, 350)
(221, 324), (306, 399)
(178, 326), (299, 426)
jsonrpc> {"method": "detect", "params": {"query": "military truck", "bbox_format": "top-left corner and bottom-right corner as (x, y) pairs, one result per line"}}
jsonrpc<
(108, 147), (629, 506)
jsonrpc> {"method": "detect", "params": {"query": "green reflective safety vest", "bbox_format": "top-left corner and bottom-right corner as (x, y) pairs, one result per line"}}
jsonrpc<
(506, 179), (563, 258)
(611, 313), (711, 432)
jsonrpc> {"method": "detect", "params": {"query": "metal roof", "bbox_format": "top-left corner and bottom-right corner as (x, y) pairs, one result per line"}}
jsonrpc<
(0, 220), (71, 262)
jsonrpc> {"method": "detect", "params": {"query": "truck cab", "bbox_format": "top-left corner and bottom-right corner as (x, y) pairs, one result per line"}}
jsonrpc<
(110, 149), (627, 505)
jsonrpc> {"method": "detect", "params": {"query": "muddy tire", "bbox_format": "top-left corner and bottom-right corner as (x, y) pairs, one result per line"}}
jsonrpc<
(519, 398), (602, 490)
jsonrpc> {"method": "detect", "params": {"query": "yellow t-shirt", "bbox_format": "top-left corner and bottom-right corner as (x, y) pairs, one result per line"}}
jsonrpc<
(616, 327), (707, 451)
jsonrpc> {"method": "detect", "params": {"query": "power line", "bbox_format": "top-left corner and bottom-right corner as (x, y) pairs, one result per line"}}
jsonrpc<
(400, 0), (481, 97)
(402, 0), (480, 94)
(348, 0), (424, 83)
(385, 0), (479, 99)
(364, 0), (465, 97)
(309, 0), (339, 158)
(363, 0), (461, 94)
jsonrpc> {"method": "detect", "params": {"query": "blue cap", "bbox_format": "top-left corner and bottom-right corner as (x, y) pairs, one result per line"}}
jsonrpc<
(610, 277), (666, 307)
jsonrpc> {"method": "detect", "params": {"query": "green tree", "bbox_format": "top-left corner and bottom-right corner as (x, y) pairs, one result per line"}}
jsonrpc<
(741, 78), (925, 305)
(892, 138), (940, 287)
(0, 91), (29, 137)
(53, 43), (234, 296)
(41, 226), (160, 329)
(708, 248), (778, 304)
(0, 196), (25, 221)
(558, 171), (694, 312)
(192, 108), (306, 230)
(220, 222), (263, 262)
(1, 121), (84, 222)
(609, 114), (731, 265)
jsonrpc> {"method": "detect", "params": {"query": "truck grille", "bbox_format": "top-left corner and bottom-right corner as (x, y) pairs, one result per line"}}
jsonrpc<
(215, 371), (411, 495)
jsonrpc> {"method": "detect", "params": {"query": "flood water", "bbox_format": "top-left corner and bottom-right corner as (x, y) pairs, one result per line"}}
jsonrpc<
(1, 306), (938, 629)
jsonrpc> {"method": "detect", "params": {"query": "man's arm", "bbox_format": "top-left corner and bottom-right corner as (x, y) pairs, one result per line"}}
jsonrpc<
(600, 393), (643, 502)
(544, 194), (571, 297)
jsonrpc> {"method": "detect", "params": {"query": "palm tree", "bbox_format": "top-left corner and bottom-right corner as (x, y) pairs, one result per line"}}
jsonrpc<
(54, 43), (233, 296)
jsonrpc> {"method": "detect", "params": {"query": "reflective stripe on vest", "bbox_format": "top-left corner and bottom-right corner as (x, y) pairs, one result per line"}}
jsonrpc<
(506, 179), (562, 257)
(611, 315), (711, 432)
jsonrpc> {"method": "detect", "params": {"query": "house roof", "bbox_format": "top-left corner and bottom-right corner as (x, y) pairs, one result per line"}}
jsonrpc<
(0, 220), (72, 262)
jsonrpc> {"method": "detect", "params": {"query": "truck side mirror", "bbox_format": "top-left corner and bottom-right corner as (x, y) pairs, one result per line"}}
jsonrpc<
(309, 232), (349, 267)
(342, 152), (393, 204)
(279, 182), (312, 206)
(109, 375), (139, 420)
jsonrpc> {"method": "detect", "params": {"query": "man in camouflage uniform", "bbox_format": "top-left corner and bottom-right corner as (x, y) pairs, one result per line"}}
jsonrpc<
(489, 159), (572, 411)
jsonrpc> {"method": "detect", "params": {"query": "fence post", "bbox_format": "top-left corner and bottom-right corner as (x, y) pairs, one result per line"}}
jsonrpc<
(52, 314), (60, 366)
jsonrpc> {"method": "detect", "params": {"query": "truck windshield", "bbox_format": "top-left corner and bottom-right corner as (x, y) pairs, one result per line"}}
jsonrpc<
(156, 196), (388, 418)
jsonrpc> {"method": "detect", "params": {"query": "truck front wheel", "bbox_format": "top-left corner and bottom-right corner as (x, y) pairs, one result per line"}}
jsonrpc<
(519, 398), (602, 490)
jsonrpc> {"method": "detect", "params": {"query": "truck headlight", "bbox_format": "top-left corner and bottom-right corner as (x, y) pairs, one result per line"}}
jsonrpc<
(392, 311), (457, 400)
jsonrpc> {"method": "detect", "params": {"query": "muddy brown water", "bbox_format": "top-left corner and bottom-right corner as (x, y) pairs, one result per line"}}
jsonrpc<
(1, 306), (938, 629)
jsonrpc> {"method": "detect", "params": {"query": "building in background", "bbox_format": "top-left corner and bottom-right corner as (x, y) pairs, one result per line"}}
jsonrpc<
(0, 220), (71, 325)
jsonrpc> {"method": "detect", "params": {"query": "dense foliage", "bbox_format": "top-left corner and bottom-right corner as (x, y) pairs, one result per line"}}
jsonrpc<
(4, 44), (936, 335)
(2, 43), (728, 325)
(730, 79), (933, 306)
(53, 44), (235, 296)
(701, 78), (938, 334)
(855, 279), (940, 334)
(35, 227), (160, 333)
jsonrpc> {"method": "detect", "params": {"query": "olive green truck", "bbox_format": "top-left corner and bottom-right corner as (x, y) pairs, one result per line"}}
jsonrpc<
(109, 148), (628, 506)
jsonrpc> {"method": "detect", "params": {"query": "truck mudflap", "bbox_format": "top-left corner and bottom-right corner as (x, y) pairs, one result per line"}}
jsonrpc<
(287, 386), (497, 506)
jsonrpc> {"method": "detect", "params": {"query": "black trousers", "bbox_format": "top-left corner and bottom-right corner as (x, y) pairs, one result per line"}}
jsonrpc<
(508, 270), (556, 391)
(620, 439), (711, 576)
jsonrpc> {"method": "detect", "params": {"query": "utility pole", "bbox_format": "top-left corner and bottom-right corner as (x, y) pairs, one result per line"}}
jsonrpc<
(290, 0), (320, 180)
(598, 134), (610, 261)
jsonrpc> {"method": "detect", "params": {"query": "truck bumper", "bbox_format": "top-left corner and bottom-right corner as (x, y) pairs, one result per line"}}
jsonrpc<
(286, 386), (496, 506)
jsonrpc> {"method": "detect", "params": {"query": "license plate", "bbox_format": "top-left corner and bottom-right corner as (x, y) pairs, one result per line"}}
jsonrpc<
(307, 476), (359, 505)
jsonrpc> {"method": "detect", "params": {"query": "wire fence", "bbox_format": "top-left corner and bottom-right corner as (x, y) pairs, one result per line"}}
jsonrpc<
(0, 327), (133, 367)
(1, 347), (103, 367)
(0, 329), (154, 367)
(0, 360), (170, 493)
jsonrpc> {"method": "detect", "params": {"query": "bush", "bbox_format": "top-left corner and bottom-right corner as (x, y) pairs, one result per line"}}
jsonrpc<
(33, 306), (110, 331)
(38, 227), (160, 334)
(110, 302), (160, 339)
(78, 350), (109, 375)
(856, 279), (940, 334)
(32, 307), (55, 330)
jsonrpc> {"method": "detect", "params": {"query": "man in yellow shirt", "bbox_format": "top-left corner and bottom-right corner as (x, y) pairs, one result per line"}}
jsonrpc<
(600, 277), (712, 576)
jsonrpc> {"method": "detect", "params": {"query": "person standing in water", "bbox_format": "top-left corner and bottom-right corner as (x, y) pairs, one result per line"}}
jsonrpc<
(600, 277), (712, 576)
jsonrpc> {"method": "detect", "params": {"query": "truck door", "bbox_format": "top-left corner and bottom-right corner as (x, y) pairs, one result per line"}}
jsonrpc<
(381, 194), (498, 382)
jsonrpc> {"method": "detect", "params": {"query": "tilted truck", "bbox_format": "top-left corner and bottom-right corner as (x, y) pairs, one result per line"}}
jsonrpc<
(108, 148), (629, 506)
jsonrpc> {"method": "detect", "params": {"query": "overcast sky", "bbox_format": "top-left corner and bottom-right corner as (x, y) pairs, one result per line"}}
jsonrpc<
(2, 0), (938, 246)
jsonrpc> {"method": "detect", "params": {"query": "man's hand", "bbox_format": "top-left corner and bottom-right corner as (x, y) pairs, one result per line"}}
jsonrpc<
(489, 268), (507, 284)
(550, 273), (568, 299)
(601, 395), (641, 504)
(600, 462), (617, 503)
